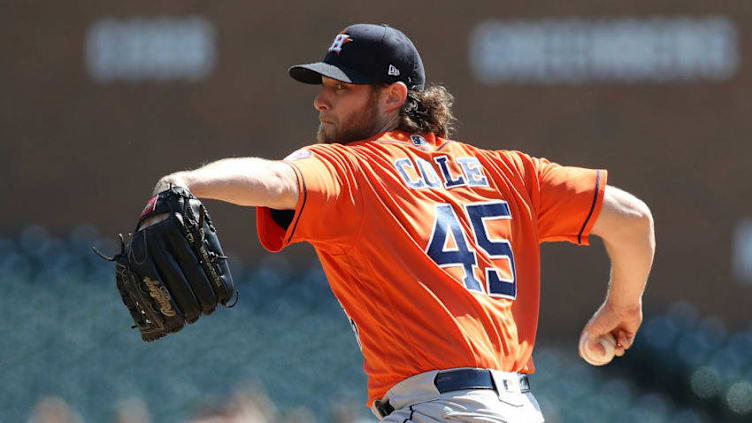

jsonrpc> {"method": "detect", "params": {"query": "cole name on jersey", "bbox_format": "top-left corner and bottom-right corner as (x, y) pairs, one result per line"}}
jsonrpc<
(394, 155), (490, 190)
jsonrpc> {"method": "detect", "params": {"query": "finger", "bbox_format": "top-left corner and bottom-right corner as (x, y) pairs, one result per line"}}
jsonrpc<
(614, 345), (626, 357)
(161, 220), (217, 315)
(197, 204), (235, 304)
(578, 330), (590, 360)
(592, 336), (608, 356)
(129, 230), (185, 322)
(146, 229), (202, 323)
(138, 213), (169, 230)
(617, 331), (634, 350)
(580, 330), (607, 356)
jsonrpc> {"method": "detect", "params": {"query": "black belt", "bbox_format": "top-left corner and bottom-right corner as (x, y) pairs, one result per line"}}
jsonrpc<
(374, 369), (531, 419)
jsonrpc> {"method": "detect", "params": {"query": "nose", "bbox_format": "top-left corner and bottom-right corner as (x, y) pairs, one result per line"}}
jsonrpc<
(314, 87), (329, 112)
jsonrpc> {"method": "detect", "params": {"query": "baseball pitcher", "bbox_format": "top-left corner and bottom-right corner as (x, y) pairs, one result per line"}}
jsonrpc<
(152, 24), (655, 422)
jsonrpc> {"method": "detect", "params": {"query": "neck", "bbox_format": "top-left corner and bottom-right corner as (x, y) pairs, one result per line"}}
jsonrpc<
(373, 112), (400, 135)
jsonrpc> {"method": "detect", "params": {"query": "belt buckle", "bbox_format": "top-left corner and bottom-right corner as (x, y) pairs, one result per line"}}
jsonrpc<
(490, 372), (528, 407)
(491, 371), (528, 394)
(519, 375), (530, 393)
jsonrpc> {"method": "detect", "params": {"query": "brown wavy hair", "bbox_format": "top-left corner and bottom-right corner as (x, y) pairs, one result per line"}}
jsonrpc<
(398, 84), (456, 137)
(376, 83), (456, 138)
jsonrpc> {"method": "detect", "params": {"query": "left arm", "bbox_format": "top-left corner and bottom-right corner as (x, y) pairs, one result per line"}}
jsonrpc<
(153, 157), (299, 210)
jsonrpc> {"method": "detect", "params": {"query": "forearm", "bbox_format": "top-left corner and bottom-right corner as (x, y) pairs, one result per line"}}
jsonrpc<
(601, 215), (655, 309)
(592, 186), (656, 309)
(155, 158), (299, 209)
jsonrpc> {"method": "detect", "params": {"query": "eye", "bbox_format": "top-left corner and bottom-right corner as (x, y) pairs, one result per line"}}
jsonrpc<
(335, 83), (347, 91)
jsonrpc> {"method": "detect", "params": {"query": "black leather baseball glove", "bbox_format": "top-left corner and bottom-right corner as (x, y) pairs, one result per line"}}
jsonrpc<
(95, 186), (236, 342)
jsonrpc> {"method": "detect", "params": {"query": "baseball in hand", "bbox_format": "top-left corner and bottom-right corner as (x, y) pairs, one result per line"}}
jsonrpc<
(578, 331), (616, 366)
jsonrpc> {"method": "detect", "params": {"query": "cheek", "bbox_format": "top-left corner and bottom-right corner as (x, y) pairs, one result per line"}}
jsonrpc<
(328, 91), (370, 124)
(342, 96), (370, 118)
(330, 105), (352, 125)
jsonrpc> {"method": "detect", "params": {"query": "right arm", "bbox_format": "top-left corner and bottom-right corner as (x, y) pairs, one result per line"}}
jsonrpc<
(153, 157), (299, 210)
(583, 185), (655, 358)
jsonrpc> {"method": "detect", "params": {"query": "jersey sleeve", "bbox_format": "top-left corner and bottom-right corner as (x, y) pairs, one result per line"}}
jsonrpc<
(506, 151), (607, 245)
(256, 145), (363, 252)
(535, 156), (607, 245)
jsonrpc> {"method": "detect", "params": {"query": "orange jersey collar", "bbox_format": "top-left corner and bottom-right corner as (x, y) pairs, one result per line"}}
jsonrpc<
(366, 130), (441, 147)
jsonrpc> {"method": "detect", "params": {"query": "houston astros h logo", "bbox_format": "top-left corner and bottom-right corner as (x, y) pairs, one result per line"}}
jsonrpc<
(328, 32), (352, 54)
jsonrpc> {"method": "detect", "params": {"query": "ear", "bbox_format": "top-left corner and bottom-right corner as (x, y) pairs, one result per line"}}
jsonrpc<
(382, 82), (408, 113)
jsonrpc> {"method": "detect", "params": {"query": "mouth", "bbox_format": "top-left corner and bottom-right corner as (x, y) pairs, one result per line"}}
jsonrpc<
(319, 115), (334, 125)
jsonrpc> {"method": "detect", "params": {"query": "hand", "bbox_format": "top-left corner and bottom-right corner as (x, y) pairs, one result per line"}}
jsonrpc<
(578, 331), (617, 366)
(153, 172), (189, 196)
(579, 299), (643, 361)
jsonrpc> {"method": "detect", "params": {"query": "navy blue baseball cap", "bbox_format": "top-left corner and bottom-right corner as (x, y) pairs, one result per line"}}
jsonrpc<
(289, 24), (425, 91)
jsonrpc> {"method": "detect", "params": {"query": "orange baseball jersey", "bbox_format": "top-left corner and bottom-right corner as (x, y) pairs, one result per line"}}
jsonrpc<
(256, 130), (607, 405)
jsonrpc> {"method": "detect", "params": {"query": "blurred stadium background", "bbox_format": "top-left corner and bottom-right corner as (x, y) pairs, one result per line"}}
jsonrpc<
(2, 1), (751, 422)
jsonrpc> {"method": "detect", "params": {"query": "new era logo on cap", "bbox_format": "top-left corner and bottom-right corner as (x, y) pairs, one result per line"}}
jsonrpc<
(387, 64), (400, 76)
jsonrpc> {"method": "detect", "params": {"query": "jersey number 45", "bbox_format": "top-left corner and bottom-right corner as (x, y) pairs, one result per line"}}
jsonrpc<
(426, 201), (517, 300)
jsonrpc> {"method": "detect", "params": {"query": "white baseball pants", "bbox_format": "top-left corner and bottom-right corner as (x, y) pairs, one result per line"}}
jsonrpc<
(371, 369), (545, 423)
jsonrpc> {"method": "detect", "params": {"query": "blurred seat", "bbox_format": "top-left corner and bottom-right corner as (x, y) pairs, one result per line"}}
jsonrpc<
(6, 226), (739, 422)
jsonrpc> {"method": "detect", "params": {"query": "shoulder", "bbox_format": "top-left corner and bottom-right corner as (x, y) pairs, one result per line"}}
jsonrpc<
(284, 143), (354, 162)
(283, 144), (365, 180)
(497, 149), (537, 167)
(449, 143), (536, 169)
(462, 147), (544, 184)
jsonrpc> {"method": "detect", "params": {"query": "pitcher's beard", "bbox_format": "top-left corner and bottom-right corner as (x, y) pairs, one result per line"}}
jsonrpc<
(316, 91), (384, 144)
(317, 122), (381, 144)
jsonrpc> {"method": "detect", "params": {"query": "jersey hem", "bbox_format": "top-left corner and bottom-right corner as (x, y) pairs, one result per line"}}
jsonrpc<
(576, 169), (608, 246)
(284, 162), (307, 245)
(255, 162), (307, 252)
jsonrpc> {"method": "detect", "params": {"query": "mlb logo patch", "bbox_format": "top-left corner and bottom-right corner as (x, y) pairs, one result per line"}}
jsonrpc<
(410, 134), (427, 146)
